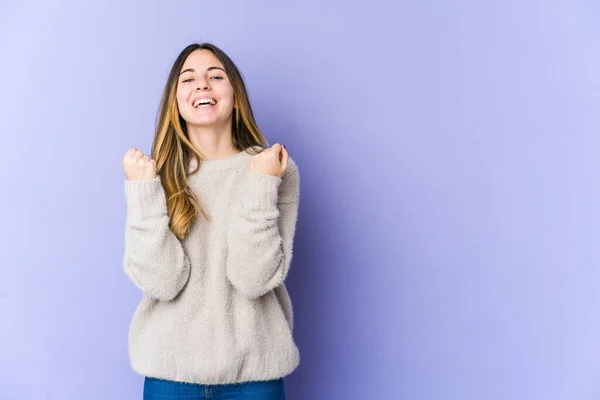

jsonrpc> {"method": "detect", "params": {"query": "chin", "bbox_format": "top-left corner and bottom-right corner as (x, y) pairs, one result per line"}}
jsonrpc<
(188, 118), (222, 127)
(186, 114), (215, 123)
(192, 118), (216, 124)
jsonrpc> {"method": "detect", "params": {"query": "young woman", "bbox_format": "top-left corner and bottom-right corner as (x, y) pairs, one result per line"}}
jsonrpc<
(121, 42), (300, 400)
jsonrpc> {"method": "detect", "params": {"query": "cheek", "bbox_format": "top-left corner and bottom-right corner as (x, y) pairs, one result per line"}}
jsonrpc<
(176, 91), (189, 111)
(226, 86), (235, 99)
(223, 87), (235, 106)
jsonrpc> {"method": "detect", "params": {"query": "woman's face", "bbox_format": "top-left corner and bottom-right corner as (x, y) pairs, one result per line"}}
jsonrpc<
(176, 49), (235, 128)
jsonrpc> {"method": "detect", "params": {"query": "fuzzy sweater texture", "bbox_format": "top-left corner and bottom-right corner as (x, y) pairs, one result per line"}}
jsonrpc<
(122, 146), (300, 384)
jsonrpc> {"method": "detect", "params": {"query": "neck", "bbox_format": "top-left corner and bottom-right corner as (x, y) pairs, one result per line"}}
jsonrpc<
(188, 126), (239, 160)
(187, 119), (238, 160)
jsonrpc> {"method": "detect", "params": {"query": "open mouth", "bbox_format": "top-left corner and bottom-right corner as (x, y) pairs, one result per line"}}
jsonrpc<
(192, 98), (217, 108)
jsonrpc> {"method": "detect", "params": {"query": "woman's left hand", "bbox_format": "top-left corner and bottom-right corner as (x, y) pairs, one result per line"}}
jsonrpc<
(250, 144), (289, 177)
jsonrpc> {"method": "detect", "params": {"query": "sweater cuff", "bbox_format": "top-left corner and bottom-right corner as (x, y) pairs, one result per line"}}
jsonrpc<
(124, 177), (169, 220)
(242, 172), (282, 212)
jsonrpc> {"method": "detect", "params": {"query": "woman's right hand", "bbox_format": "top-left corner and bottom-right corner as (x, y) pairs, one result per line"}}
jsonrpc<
(123, 147), (157, 181)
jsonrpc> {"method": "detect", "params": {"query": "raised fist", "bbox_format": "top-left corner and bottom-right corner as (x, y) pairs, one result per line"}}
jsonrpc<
(250, 143), (288, 178)
(122, 147), (157, 181)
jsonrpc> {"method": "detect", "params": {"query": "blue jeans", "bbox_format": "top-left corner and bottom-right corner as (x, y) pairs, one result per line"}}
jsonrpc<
(143, 376), (285, 399)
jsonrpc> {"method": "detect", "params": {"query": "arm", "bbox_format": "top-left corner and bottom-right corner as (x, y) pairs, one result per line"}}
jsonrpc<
(123, 177), (191, 301)
(226, 159), (300, 300)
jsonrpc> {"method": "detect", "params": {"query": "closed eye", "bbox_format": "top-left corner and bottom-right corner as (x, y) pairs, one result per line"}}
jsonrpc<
(181, 76), (223, 83)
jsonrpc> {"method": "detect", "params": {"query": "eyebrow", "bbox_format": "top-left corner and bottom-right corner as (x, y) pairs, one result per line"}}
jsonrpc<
(179, 66), (225, 76)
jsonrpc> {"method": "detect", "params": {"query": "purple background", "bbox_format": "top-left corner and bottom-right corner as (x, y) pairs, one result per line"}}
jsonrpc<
(2, 1), (600, 399)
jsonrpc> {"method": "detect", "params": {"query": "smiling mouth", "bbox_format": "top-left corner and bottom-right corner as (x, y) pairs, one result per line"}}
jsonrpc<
(193, 99), (217, 108)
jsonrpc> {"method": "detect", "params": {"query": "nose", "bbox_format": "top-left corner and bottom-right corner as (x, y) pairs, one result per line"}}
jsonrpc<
(196, 80), (210, 91)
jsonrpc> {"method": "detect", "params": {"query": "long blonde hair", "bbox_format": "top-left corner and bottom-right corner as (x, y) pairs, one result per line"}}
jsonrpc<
(151, 43), (268, 239)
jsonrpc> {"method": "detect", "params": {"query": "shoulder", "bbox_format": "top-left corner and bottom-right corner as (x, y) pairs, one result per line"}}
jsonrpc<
(284, 155), (299, 179)
(278, 155), (300, 203)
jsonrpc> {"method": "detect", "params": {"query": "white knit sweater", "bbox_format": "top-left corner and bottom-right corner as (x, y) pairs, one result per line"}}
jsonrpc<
(122, 146), (300, 384)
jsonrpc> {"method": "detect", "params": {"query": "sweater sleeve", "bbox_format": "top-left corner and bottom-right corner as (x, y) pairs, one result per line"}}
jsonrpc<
(123, 176), (191, 301)
(226, 158), (300, 300)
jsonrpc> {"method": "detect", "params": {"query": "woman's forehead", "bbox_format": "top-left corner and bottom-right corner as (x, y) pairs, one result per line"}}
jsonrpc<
(182, 50), (223, 70)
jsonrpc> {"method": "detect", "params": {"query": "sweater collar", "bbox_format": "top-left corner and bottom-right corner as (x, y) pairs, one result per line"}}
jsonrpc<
(187, 146), (261, 173)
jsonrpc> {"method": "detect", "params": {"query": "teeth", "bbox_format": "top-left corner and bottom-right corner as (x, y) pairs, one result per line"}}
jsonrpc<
(193, 98), (215, 108)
